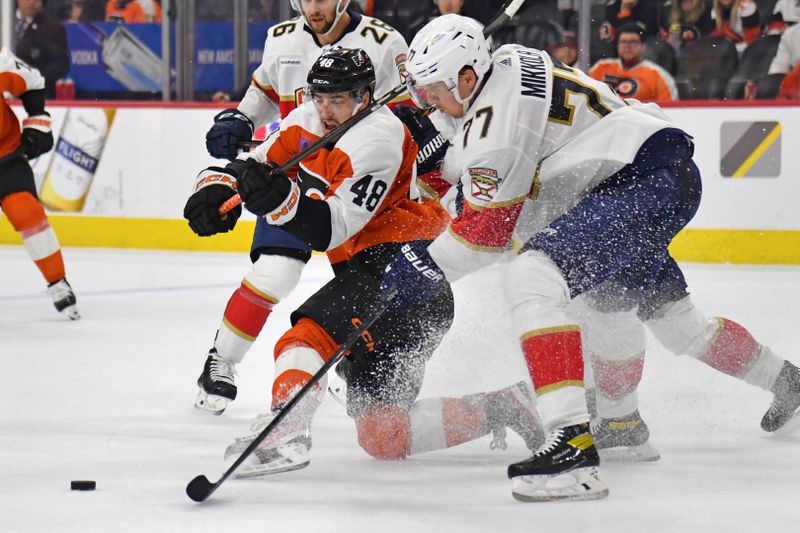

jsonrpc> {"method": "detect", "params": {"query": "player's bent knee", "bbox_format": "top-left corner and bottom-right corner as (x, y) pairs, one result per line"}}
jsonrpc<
(243, 254), (306, 301)
(504, 250), (570, 309)
(0, 191), (46, 232)
(355, 404), (411, 460)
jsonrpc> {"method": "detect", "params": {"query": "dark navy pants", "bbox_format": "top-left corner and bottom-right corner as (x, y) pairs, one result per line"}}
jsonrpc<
(249, 216), (313, 263)
(524, 128), (703, 320)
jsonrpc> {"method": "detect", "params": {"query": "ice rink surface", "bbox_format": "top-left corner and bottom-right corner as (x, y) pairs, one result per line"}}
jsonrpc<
(1, 245), (797, 532)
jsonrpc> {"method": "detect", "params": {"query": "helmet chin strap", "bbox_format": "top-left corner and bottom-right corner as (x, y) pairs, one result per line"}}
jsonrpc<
(314, 0), (349, 37)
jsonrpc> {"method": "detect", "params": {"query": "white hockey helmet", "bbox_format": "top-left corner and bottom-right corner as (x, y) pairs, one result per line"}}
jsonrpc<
(405, 14), (491, 108)
(290, 0), (351, 37)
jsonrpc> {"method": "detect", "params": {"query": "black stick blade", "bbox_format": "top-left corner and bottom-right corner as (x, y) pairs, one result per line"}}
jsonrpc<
(186, 475), (215, 502)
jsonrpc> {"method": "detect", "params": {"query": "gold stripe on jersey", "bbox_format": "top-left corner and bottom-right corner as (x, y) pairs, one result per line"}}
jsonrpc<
(463, 194), (528, 212)
(446, 225), (509, 253)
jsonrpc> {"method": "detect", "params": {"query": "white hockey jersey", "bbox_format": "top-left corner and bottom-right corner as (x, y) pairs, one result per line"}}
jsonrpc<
(429, 44), (680, 282)
(1, 50), (45, 157)
(244, 101), (449, 265)
(239, 11), (411, 128)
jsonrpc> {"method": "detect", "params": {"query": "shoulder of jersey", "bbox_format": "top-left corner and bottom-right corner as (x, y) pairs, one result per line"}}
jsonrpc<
(345, 14), (407, 50)
(338, 107), (405, 154)
(264, 16), (308, 52)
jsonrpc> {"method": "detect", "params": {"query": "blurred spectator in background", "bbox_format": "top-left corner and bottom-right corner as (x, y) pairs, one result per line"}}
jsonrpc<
(710, 0), (761, 46)
(600, 0), (660, 43)
(660, 0), (715, 47)
(767, 0), (799, 33)
(105, 0), (162, 23)
(548, 29), (578, 66)
(56, 0), (105, 22)
(768, 21), (800, 96)
(589, 22), (678, 101)
(13, 0), (70, 98)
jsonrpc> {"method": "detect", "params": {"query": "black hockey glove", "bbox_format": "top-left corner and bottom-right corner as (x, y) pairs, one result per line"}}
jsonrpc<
(393, 106), (449, 175)
(205, 108), (254, 161)
(237, 158), (301, 224)
(380, 240), (449, 312)
(183, 165), (242, 236)
(19, 113), (54, 160)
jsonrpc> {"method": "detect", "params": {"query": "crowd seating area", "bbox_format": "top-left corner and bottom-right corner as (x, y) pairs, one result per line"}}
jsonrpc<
(11, 0), (800, 101)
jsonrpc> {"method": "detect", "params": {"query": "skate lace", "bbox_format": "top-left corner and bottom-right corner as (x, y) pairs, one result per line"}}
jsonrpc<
(209, 357), (236, 385)
(533, 428), (565, 457)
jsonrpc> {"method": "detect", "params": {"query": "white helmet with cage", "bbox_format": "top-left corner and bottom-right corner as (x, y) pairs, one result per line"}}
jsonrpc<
(290, 0), (351, 36)
(405, 14), (491, 108)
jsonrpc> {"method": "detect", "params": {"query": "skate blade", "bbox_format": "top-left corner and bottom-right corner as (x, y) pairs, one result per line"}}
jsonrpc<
(598, 442), (661, 463)
(511, 467), (609, 502)
(194, 388), (230, 415)
(62, 305), (81, 320)
(773, 409), (800, 437)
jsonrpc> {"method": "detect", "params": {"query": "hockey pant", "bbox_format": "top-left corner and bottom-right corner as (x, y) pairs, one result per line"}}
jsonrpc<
(0, 156), (65, 284)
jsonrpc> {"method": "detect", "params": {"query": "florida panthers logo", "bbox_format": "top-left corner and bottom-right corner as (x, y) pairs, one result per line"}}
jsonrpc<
(469, 167), (501, 201)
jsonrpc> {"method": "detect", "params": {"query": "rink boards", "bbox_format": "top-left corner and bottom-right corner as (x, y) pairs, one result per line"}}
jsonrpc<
(1, 100), (799, 264)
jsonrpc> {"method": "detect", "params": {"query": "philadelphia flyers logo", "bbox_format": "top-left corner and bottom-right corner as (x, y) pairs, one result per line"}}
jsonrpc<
(615, 77), (639, 97)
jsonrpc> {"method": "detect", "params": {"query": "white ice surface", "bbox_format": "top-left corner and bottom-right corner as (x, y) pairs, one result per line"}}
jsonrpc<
(0, 246), (797, 532)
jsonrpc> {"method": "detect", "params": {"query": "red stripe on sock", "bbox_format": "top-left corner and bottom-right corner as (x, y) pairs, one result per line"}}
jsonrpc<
(222, 282), (274, 339)
(441, 398), (487, 448)
(700, 318), (759, 377)
(591, 354), (644, 400)
(521, 328), (584, 391)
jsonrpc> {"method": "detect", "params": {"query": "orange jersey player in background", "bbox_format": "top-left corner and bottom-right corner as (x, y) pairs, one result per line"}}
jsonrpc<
(0, 50), (79, 320)
(589, 22), (678, 102)
(186, 47), (545, 477)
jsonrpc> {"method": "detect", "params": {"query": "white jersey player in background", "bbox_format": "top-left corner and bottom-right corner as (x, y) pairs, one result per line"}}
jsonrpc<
(185, 0), (414, 414)
(380, 14), (800, 502)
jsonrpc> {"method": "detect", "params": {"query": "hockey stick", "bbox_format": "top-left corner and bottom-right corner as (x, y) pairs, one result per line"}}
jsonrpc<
(218, 0), (526, 216)
(186, 293), (394, 503)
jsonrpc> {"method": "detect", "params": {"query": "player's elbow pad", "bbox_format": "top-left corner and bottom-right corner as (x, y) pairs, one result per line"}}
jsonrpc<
(282, 198), (332, 251)
(20, 89), (46, 117)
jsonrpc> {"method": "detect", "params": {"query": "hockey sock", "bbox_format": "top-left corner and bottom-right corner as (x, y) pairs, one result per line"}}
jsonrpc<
(406, 396), (490, 455)
(574, 302), (647, 420)
(698, 318), (784, 390)
(1, 191), (65, 283)
(522, 325), (589, 431)
(355, 404), (412, 460)
(271, 318), (338, 408)
(214, 280), (276, 363)
(213, 255), (305, 363)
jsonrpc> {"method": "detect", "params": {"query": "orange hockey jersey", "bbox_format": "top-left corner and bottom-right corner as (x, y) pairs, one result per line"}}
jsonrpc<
(246, 101), (450, 266)
(0, 51), (45, 158)
(588, 58), (678, 102)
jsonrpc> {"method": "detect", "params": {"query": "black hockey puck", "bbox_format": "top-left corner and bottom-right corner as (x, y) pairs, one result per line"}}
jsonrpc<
(70, 480), (96, 491)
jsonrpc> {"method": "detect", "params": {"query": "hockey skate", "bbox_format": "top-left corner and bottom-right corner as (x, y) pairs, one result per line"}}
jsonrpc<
(761, 361), (800, 436)
(224, 409), (312, 478)
(592, 410), (660, 463)
(46, 278), (80, 320)
(483, 381), (546, 452)
(194, 349), (237, 415)
(507, 423), (609, 502)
